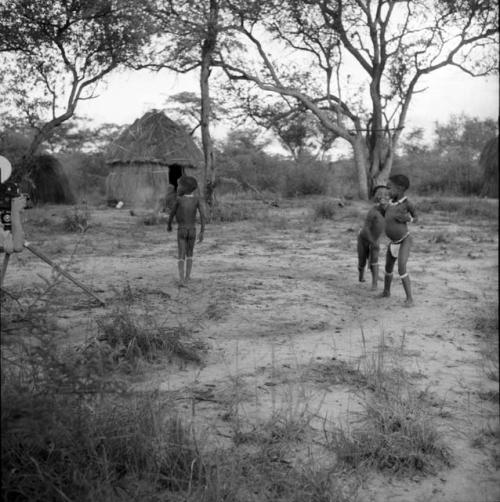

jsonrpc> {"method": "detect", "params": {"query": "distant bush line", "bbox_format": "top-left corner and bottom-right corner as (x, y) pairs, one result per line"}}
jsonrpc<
(32, 146), (495, 205)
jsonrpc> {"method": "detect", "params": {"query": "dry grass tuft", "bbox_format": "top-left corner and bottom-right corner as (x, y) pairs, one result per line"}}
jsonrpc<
(313, 199), (340, 220)
(330, 389), (451, 475)
(97, 306), (203, 371)
(62, 205), (91, 232)
(327, 331), (451, 476)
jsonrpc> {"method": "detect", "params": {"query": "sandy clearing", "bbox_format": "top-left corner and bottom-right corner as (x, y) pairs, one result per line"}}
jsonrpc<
(2, 198), (499, 501)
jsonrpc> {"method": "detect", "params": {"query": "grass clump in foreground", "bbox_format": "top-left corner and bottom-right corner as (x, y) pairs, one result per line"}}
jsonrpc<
(97, 304), (203, 371)
(330, 388), (451, 475)
(2, 389), (205, 501)
(1, 320), (205, 501)
(328, 331), (452, 476)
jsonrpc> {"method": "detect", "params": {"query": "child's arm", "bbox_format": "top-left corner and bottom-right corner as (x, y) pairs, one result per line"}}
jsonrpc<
(407, 200), (418, 223)
(197, 199), (206, 243)
(167, 199), (179, 231)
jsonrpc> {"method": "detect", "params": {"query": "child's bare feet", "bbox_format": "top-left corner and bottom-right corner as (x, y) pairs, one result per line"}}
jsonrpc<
(379, 290), (390, 298)
(404, 299), (414, 307)
(370, 284), (378, 291)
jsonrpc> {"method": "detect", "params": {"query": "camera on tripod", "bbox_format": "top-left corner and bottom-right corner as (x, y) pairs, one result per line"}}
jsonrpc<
(0, 181), (24, 232)
(0, 157), (30, 232)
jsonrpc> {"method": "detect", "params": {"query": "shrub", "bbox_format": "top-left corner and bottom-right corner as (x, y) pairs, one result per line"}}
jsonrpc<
(284, 166), (329, 197)
(211, 201), (254, 222)
(97, 306), (202, 370)
(416, 197), (498, 219)
(62, 206), (90, 232)
(394, 151), (484, 197)
(313, 199), (339, 219)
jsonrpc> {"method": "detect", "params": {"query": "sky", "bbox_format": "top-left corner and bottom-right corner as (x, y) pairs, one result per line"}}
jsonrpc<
(76, 64), (499, 157)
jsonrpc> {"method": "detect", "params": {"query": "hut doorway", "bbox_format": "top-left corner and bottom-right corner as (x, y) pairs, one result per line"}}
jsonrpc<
(169, 164), (183, 189)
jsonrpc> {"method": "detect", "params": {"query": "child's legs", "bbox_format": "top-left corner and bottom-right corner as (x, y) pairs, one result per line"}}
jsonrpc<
(186, 230), (196, 258)
(381, 246), (396, 296)
(384, 246), (396, 274)
(369, 243), (380, 289)
(357, 234), (369, 269)
(397, 235), (412, 276)
(185, 230), (196, 280)
(177, 231), (187, 282)
(398, 235), (413, 303)
(177, 231), (187, 260)
(357, 233), (369, 281)
(369, 243), (380, 266)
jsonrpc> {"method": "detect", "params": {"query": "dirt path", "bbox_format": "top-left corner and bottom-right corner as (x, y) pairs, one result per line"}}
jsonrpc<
(3, 200), (499, 501)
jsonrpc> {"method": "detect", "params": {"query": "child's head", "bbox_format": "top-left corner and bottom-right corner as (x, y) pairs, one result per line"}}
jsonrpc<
(387, 174), (409, 199)
(371, 184), (388, 204)
(177, 176), (198, 196)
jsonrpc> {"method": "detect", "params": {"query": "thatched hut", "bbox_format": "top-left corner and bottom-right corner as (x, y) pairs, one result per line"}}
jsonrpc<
(479, 136), (498, 198)
(27, 154), (75, 205)
(105, 110), (204, 210)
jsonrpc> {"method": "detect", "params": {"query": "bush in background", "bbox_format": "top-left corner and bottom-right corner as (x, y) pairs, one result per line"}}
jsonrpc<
(313, 198), (339, 219)
(394, 150), (484, 196)
(61, 152), (109, 204)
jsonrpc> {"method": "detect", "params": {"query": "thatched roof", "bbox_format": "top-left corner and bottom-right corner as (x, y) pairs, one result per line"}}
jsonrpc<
(106, 110), (203, 168)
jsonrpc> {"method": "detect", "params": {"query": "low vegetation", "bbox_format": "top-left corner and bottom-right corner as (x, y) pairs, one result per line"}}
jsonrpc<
(62, 205), (91, 232)
(97, 306), (203, 371)
(313, 198), (340, 220)
(327, 332), (452, 476)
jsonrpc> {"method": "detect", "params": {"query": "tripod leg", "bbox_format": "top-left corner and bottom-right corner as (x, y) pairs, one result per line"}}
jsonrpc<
(23, 242), (106, 306)
(1, 253), (10, 287)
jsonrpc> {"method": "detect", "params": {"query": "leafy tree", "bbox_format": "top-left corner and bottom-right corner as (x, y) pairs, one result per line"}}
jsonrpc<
(236, 97), (339, 161)
(218, 0), (498, 198)
(434, 114), (498, 156)
(163, 91), (228, 136)
(0, 0), (152, 180)
(216, 128), (286, 191)
(400, 127), (429, 156)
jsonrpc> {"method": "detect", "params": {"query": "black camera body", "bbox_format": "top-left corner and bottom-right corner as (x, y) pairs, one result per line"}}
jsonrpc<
(0, 181), (24, 232)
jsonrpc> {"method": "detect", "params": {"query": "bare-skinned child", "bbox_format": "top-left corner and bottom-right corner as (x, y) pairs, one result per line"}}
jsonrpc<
(167, 176), (206, 285)
(380, 174), (418, 306)
(357, 185), (389, 290)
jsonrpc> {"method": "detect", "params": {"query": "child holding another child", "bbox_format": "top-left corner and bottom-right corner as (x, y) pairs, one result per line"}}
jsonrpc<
(380, 174), (418, 306)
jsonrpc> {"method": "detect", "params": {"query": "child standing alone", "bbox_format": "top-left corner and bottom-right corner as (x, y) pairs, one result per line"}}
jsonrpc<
(167, 176), (206, 285)
(380, 174), (417, 306)
(357, 185), (389, 290)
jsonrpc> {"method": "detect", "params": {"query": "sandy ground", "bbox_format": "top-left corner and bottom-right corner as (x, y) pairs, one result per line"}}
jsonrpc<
(2, 197), (499, 501)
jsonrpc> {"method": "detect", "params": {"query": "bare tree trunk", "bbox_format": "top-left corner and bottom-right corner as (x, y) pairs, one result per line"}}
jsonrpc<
(353, 136), (369, 200)
(373, 150), (394, 187)
(200, 57), (215, 208)
(200, 0), (218, 211)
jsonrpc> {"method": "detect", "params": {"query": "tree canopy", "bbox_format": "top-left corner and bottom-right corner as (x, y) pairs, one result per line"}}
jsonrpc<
(217, 0), (498, 197)
(0, 0), (152, 178)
